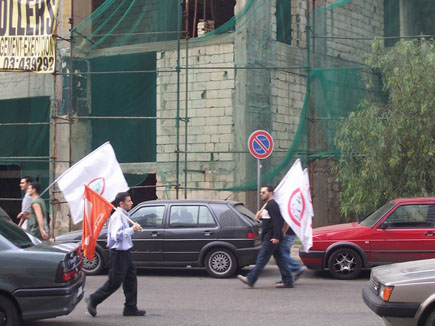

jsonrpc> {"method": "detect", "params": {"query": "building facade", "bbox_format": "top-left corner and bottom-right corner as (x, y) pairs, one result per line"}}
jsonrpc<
(0, 0), (433, 234)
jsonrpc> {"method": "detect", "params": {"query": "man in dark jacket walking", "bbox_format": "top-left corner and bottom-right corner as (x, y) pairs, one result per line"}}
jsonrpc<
(237, 185), (294, 288)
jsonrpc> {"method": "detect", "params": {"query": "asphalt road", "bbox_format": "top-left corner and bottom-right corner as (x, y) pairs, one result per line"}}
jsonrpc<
(25, 266), (383, 326)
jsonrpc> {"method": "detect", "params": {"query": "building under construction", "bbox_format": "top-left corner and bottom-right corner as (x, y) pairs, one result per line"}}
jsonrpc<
(0, 0), (433, 235)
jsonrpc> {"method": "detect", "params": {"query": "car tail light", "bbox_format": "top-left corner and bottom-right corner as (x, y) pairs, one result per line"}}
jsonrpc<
(379, 285), (394, 301)
(248, 232), (257, 239)
(56, 249), (82, 283)
(62, 269), (77, 281)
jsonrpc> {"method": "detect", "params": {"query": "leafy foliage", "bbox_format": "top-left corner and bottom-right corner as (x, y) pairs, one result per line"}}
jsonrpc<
(336, 39), (435, 217)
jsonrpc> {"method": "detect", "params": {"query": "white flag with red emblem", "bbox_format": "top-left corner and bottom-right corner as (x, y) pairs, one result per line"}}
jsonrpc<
(274, 159), (314, 252)
(57, 142), (129, 224)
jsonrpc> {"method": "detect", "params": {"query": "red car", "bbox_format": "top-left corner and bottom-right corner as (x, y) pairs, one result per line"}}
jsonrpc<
(300, 198), (435, 279)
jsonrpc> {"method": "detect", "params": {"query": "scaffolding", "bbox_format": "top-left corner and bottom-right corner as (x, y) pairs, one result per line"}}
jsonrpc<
(1, 0), (434, 232)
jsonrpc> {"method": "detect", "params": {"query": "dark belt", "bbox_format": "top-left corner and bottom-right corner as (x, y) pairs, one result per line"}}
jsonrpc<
(110, 248), (131, 252)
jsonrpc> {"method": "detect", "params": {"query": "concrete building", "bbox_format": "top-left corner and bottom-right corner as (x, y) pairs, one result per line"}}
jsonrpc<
(0, 0), (433, 234)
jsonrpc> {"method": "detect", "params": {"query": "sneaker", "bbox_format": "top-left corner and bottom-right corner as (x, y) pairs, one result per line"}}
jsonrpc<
(275, 282), (294, 288)
(293, 267), (305, 282)
(85, 297), (97, 317)
(274, 280), (283, 284)
(123, 308), (146, 317)
(237, 275), (253, 288)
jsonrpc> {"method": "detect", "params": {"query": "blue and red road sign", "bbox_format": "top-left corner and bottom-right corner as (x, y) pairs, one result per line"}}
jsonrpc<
(248, 130), (274, 159)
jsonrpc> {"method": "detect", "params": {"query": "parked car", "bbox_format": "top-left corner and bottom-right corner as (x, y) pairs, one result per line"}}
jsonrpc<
(0, 219), (85, 326)
(299, 198), (435, 279)
(55, 200), (262, 278)
(362, 258), (435, 326)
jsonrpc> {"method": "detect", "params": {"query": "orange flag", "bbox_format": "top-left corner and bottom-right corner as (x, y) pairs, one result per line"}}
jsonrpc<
(82, 185), (114, 260)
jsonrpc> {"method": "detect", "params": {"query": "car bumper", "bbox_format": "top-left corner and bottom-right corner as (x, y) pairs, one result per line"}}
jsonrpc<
(237, 244), (262, 267)
(14, 271), (86, 321)
(362, 286), (419, 319)
(298, 249), (324, 270)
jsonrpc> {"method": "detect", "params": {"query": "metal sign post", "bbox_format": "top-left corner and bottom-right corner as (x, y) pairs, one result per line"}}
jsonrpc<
(257, 159), (262, 212)
(248, 130), (274, 212)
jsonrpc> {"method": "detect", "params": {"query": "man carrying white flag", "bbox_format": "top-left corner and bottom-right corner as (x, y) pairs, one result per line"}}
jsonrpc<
(57, 142), (129, 224)
(274, 159), (314, 253)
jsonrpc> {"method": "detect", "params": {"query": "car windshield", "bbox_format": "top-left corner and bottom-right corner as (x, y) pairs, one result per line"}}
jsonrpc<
(359, 201), (396, 227)
(233, 204), (258, 225)
(0, 220), (36, 248)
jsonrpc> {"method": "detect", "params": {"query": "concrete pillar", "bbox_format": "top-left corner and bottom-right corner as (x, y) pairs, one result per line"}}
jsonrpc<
(235, 0), (249, 15)
(399, 0), (416, 37)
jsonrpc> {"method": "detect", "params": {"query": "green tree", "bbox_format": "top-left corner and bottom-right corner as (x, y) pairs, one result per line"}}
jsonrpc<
(336, 39), (435, 218)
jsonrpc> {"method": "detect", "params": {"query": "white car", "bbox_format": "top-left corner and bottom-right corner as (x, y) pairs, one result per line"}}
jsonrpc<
(363, 259), (435, 326)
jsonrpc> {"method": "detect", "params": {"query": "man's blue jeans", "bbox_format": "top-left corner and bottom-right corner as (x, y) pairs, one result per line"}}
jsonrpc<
(280, 234), (303, 273)
(246, 238), (294, 286)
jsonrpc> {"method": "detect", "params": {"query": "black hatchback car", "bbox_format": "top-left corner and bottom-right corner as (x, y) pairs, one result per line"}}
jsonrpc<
(56, 200), (262, 278)
(0, 219), (85, 325)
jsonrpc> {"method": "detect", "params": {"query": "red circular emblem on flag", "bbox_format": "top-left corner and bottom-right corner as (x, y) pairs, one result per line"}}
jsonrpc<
(287, 188), (306, 227)
(87, 177), (106, 195)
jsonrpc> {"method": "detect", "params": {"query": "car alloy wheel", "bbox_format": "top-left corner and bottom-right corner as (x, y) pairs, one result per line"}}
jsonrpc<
(205, 248), (237, 278)
(327, 248), (362, 280)
(82, 249), (104, 275)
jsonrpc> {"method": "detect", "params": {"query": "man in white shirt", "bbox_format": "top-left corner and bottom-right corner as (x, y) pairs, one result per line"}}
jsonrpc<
(17, 176), (32, 230)
(86, 192), (145, 317)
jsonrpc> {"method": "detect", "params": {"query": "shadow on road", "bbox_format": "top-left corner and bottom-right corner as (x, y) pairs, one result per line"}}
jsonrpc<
(312, 269), (371, 280)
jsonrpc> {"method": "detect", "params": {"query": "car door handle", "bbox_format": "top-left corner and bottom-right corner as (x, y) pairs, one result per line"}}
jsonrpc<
(424, 231), (434, 236)
(203, 231), (213, 236)
(151, 232), (161, 237)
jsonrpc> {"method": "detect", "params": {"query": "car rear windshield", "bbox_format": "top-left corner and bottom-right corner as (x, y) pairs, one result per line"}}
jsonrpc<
(233, 204), (258, 226)
(0, 220), (35, 248)
(359, 201), (396, 227)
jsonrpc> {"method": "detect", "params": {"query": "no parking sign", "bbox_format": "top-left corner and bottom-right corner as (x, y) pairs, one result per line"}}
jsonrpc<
(248, 130), (274, 159)
(248, 130), (274, 211)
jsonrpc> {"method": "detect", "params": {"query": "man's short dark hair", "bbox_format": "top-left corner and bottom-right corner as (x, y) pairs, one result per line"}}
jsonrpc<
(263, 185), (274, 193)
(30, 181), (41, 194)
(23, 176), (33, 183)
(113, 192), (130, 207)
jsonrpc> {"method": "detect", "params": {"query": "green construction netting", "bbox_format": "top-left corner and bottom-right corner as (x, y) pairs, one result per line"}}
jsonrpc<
(89, 52), (156, 163)
(0, 97), (50, 193)
(63, 0), (419, 193)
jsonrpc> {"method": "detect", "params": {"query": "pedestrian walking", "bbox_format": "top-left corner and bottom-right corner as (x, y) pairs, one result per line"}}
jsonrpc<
(86, 192), (145, 317)
(275, 222), (305, 285)
(17, 176), (32, 230)
(28, 181), (50, 240)
(237, 185), (294, 288)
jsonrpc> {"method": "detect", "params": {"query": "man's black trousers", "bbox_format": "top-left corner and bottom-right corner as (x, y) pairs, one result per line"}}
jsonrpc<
(90, 249), (138, 310)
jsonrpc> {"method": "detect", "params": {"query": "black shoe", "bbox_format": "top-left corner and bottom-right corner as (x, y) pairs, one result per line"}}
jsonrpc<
(293, 268), (305, 282)
(85, 297), (97, 317)
(123, 308), (146, 317)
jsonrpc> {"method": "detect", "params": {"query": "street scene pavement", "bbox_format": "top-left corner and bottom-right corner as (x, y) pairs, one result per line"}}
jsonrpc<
(25, 264), (383, 326)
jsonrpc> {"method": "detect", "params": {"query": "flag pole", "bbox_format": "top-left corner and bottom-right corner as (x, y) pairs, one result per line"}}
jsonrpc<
(114, 207), (143, 231)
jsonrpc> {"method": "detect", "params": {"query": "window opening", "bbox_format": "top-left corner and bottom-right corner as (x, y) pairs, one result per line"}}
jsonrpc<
(276, 0), (291, 45)
(182, 0), (236, 38)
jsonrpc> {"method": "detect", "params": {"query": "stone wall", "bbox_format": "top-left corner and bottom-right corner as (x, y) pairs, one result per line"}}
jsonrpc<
(156, 40), (236, 201)
(314, 0), (384, 66)
(310, 0), (384, 225)
(0, 0), (398, 231)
